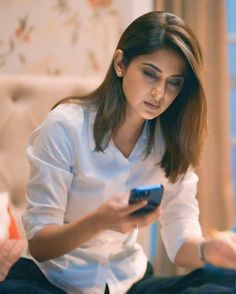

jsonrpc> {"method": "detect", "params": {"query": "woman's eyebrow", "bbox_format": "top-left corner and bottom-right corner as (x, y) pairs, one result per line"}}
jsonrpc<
(142, 62), (185, 77)
(142, 62), (162, 73)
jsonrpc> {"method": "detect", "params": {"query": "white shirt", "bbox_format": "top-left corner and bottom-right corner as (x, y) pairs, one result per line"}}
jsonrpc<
(23, 103), (203, 294)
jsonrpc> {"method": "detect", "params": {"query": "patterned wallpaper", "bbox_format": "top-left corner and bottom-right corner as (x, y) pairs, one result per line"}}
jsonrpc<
(0, 0), (124, 77)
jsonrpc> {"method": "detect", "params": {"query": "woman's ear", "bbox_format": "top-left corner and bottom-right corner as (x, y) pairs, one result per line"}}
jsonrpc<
(113, 49), (125, 77)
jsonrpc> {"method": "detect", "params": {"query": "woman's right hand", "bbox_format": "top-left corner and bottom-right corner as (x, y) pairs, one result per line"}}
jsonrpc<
(28, 193), (161, 261)
(92, 193), (161, 234)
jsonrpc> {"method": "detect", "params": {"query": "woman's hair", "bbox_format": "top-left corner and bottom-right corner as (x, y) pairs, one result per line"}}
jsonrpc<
(53, 11), (207, 183)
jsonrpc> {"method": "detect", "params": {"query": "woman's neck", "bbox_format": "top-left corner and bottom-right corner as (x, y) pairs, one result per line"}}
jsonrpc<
(112, 117), (145, 158)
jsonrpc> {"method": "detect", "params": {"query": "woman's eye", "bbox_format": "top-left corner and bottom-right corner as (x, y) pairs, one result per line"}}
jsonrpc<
(143, 69), (157, 79)
(168, 79), (184, 90)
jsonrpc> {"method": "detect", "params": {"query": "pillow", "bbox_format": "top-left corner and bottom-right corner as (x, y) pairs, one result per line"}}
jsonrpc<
(0, 192), (26, 281)
(0, 239), (26, 281)
(0, 192), (11, 239)
(7, 207), (20, 239)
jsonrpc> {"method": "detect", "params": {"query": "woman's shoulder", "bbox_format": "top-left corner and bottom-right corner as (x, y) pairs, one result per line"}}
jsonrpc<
(29, 103), (93, 148)
(33, 103), (92, 139)
(50, 102), (85, 121)
(47, 102), (95, 128)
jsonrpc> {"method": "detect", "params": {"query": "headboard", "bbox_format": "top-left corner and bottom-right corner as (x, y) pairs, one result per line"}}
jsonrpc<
(0, 75), (100, 236)
(0, 74), (150, 258)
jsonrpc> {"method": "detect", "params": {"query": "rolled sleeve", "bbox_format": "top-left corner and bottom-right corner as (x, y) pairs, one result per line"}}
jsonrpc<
(159, 169), (203, 262)
(22, 111), (74, 240)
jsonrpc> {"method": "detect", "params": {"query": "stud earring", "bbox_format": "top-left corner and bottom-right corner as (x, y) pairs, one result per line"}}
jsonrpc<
(117, 71), (122, 77)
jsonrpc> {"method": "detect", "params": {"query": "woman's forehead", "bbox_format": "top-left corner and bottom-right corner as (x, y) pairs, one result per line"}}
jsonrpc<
(134, 49), (186, 76)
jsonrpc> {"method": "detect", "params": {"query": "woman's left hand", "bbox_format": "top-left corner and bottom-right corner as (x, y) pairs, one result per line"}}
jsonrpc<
(203, 231), (236, 270)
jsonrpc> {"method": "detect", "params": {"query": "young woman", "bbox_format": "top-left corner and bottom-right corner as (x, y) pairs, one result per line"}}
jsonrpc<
(1, 11), (236, 294)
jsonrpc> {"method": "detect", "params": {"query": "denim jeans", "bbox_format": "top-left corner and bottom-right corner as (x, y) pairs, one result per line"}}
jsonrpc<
(0, 258), (65, 294)
(128, 264), (236, 293)
(0, 258), (236, 293)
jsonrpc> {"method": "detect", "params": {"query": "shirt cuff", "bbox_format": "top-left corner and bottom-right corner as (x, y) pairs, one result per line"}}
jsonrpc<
(160, 218), (203, 262)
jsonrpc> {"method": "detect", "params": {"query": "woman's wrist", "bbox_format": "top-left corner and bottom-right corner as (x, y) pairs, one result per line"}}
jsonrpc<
(88, 210), (107, 233)
(198, 241), (208, 264)
(198, 230), (218, 264)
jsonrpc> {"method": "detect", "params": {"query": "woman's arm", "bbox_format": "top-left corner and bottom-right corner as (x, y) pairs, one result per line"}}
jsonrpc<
(28, 210), (102, 262)
(175, 232), (236, 270)
(174, 238), (205, 268)
(28, 196), (159, 262)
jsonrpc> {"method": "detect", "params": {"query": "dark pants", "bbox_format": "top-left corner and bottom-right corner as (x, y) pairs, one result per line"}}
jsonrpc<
(128, 263), (236, 293)
(0, 258), (65, 294)
(0, 258), (235, 293)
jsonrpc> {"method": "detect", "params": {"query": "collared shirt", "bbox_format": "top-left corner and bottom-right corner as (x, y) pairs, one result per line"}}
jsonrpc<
(23, 103), (202, 294)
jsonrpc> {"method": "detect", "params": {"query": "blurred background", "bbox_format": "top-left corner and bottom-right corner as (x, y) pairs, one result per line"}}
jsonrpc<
(0, 0), (235, 275)
(228, 0), (236, 217)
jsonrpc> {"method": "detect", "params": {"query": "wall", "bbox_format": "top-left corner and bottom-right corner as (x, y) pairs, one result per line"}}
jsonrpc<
(0, 0), (152, 78)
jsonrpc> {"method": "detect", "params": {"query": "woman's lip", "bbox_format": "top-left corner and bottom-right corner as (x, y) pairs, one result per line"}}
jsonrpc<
(144, 101), (160, 110)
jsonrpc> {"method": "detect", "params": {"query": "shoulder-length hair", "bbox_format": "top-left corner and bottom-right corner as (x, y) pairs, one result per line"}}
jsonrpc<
(53, 11), (207, 183)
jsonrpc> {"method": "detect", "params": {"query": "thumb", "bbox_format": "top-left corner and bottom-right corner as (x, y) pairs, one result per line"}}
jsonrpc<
(125, 199), (148, 215)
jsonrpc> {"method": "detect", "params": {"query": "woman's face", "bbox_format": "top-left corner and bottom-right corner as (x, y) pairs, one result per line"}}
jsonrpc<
(115, 48), (186, 125)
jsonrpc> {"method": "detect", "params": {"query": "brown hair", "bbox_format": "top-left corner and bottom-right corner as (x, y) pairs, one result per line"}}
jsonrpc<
(53, 11), (207, 182)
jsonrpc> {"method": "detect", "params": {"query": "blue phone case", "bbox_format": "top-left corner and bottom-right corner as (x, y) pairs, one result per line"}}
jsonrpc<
(129, 184), (164, 216)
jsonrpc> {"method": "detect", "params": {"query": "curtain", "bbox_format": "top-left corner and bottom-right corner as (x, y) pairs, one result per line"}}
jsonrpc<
(154, 0), (234, 276)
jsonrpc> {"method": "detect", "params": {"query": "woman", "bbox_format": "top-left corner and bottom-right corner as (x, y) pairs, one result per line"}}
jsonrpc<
(1, 11), (236, 294)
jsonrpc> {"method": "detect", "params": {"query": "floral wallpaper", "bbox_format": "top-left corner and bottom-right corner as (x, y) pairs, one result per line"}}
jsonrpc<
(0, 0), (124, 77)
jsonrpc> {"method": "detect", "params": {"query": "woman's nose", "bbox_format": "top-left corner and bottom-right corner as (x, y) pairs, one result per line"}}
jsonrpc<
(150, 86), (164, 100)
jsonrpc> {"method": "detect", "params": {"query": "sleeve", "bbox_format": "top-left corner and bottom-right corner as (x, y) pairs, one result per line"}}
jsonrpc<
(22, 110), (74, 240)
(159, 168), (203, 262)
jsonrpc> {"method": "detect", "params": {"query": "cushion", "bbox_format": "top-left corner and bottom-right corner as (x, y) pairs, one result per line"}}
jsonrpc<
(0, 192), (26, 281)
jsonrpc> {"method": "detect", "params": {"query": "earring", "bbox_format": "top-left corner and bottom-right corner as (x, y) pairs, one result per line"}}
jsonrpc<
(117, 71), (122, 77)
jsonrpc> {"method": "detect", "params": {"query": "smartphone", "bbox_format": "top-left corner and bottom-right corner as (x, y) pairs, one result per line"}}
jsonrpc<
(129, 184), (164, 216)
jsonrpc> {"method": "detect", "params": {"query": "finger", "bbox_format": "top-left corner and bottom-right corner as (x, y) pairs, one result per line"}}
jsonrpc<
(215, 243), (236, 269)
(223, 244), (236, 262)
(124, 200), (148, 215)
(153, 205), (161, 217)
(137, 205), (161, 220)
(129, 208), (160, 226)
(110, 193), (129, 206)
(215, 255), (236, 270)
